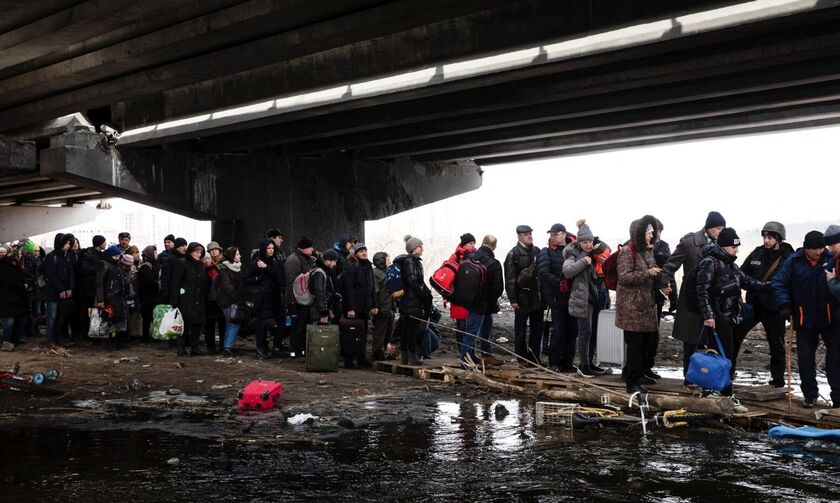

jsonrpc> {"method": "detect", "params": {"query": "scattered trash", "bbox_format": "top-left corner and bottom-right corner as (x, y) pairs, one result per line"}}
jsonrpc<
(166, 457), (180, 466)
(114, 356), (139, 364)
(142, 364), (152, 368)
(167, 388), (183, 395)
(174, 362), (185, 369)
(318, 379), (327, 385)
(214, 358), (235, 364)
(287, 413), (318, 425)
(211, 384), (232, 390)
(129, 378), (146, 391)
(497, 337), (509, 344)
(196, 380), (204, 383)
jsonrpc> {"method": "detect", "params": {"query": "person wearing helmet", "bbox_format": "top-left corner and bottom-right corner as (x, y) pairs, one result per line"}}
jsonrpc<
(734, 221), (794, 388)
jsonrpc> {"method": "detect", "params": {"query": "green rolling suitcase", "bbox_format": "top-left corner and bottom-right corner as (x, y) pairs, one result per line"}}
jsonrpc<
(306, 323), (340, 372)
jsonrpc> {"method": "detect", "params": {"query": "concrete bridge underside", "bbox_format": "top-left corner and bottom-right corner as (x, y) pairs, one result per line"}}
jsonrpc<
(1, 0), (840, 247)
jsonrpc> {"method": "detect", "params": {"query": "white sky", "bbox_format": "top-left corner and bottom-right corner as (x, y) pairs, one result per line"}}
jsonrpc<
(366, 126), (840, 267)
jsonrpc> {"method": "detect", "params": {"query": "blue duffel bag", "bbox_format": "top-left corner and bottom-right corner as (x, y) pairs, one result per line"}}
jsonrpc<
(686, 327), (732, 391)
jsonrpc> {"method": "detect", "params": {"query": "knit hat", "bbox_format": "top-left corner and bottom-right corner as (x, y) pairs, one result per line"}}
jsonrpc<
(106, 245), (122, 257)
(322, 249), (339, 261)
(92, 235), (106, 247)
(164, 234), (175, 243)
(353, 242), (367, 254)
(824, 225), (840, 246)
(120, 254), (135, 267)
(705, 211), (726, 229)
(716, 228), (741, 247)
(404, 235), (423, 253)
(296, 237), (314, 249)
(804, 231), (825, 249)
(576, 219), (594, 241)
(459, 233), (476, 247)
(173, 237), (188, 248)
(206, 241), (222, 252)
(22, 239), (36, 254)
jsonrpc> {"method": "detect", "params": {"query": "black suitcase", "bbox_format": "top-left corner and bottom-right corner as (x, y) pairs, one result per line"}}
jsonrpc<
(339, 318), (366, 359)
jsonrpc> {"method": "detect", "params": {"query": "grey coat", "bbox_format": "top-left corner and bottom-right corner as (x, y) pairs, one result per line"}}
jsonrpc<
(562, 242), (599, 319)
(658, 229), (710, 344)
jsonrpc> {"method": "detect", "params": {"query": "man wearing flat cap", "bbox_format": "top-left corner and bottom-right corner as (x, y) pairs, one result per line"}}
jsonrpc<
(505, 225), (543, 364)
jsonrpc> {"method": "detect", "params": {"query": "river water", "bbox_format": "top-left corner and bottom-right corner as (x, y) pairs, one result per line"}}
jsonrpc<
(2, 396), (839, 502)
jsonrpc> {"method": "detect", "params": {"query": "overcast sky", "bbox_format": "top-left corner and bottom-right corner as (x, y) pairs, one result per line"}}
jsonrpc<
(366, 125), (840, 266)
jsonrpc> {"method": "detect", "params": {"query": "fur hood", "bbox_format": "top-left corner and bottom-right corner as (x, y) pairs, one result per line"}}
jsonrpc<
(629, 215), (660, 252)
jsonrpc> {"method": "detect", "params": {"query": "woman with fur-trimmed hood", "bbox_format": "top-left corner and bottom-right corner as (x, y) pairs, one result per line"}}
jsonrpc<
(615, 215), (663, 394)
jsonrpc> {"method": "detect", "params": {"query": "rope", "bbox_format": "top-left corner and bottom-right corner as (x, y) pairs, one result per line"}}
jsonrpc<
(409, 315), (629, 400)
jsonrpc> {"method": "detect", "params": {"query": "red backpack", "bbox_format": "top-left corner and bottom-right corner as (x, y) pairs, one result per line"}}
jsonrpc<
(603, 244), (623, 290)
(430, 259), (460, 299)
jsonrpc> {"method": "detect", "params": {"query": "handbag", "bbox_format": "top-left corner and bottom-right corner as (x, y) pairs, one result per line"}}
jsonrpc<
(228, 303), (251, 324)
(686, 327), (732, 391)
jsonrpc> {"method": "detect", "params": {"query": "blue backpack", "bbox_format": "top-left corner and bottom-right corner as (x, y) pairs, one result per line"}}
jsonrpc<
(386, 263), (404, 298)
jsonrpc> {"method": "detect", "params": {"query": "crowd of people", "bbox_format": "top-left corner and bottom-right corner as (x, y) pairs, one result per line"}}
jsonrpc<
(0, 211), (838, 412)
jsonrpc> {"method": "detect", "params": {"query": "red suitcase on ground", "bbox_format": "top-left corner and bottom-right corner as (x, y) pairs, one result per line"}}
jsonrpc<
(237, 380), (283, 411)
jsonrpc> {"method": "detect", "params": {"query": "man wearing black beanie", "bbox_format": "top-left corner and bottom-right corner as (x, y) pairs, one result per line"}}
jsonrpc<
(656, 211), (727, 383)
(77, 235), (109, 321)
(772, 230), (840, 409)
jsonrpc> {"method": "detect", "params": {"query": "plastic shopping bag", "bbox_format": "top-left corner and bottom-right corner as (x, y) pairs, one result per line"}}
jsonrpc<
(158, 307), (184, 339)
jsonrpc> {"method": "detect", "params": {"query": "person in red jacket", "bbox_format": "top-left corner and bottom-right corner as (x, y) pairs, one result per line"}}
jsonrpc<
(449, 233), (476, 342)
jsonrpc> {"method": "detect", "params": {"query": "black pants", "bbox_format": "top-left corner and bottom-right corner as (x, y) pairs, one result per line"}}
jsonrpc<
(624, 331), (655, 388)
(372, 312), (394, 354)
(255, 317), (279, 353)
(514, 309), (543, 363)
(204, 302), (225, 350)
(732, 307), (786, 385)
(589, 303), (602, 365)
(548, 305), (577, 368)
(796, 327), (840, 403)
(576, 314), (593, 368)
(178, 322), (202, 351)
(288, 304), (311, 355)
(454, 318), (466, 345)
(400, 313), (425, 354)
(141, 305), (154, 340)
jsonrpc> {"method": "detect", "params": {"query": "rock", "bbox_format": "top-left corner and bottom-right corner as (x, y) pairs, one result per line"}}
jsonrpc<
(337, 418), (354, 429)
(166, 457), (180, 466)
(318, 379), (327, 385)
(494, 404), (510, 420)
(114, 356), (140, 364)
(174, 362), (185, 369)
(211, 384), (231, 390)
(167, 388), (183, 395)
(130, 378), (146, 391)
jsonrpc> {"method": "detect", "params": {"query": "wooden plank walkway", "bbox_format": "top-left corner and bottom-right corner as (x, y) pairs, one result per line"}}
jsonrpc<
(374, 357), (840, 428)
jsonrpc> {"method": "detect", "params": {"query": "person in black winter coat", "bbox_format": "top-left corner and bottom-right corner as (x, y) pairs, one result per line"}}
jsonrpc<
(394, 235), (433, 365)
(537, 224), (577, 372)
(284, 238), (316, 358)
(96, 245), (129, 343)
(0, 249), (28, 351)
(733, 221), (794, 387)
(137, 245), (159, 340)
(159, 237), (187, 305)
(78, 235), (107, 308)
(332, 233), (356, 277)
(461, 236), (505, 366)
(171, 242), (209, 356)
(310, 250), (338, 324)
(242, 239), (283, 359)
(43, 233), (75, 346)
(341, 243), (378, 367)
(696, 228), (766, 405)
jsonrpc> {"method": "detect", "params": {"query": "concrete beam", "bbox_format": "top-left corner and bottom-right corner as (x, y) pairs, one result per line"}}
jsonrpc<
(0, 136), (36, 176)
(0, 205), (99, 243)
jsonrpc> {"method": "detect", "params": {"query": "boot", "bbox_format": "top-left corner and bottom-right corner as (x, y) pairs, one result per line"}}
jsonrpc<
(372, 349), (385, 362)
(358, 355), (373, 368)
(407, 350), (423, 366)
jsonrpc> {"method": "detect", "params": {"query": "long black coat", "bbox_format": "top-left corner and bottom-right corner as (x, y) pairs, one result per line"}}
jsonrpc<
(0, 257), (27, 317)
(537, 243), (570, 308)
(171, 257), (209, 325)
(96, 257), (129, 323)
(504, 242), (541, 312)
(242, 240), (282, 319)
(342, 255), (375, 315)
(77, 247), (103, 300)
(42, 233), (75, 301)
(471, 246), (504, 315)
(394, 254), (432, 316)
(216, 261), (242, 309)
(137, 260), (160, 311)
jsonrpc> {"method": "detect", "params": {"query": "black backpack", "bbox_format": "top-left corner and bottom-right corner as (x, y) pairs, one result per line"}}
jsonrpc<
(450, 259), (487, 307)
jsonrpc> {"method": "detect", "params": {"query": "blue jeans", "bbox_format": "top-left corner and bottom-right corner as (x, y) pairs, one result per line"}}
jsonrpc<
(222, 307), (241, 350)
(419, 327), (440, 358)
(2, 313), (26, 343)
(45, 301), (63, 344)
(460, 311), (494, 362)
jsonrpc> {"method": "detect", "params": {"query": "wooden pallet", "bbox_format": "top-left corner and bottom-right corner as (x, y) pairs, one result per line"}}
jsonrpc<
(373, 359), (455, 382)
